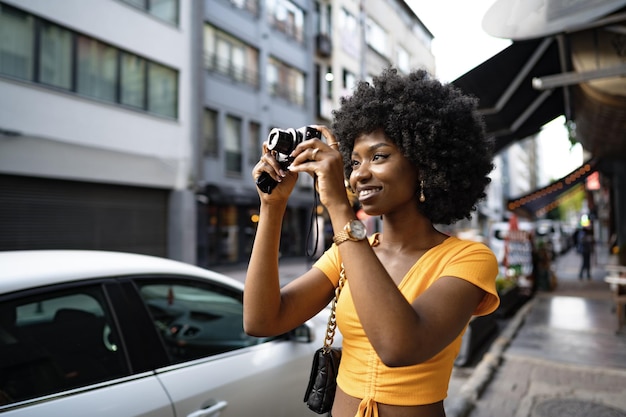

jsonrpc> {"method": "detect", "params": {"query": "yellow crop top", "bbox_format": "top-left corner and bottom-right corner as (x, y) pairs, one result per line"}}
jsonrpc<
(313, 235), (499, 416)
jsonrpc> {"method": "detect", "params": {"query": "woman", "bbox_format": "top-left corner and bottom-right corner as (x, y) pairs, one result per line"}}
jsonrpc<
(244, 68), (500, 417)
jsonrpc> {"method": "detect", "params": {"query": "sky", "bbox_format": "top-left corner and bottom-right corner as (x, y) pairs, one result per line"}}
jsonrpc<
(406, 0), (510, 83)
(406, 0), (584, 183)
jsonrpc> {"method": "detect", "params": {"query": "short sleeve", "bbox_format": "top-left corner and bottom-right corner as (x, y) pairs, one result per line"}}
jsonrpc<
(312, 244), (342, 287)
(442, 241), (500, 316)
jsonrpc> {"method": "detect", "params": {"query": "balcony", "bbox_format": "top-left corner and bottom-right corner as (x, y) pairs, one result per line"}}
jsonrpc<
(316, 33), (332, 58)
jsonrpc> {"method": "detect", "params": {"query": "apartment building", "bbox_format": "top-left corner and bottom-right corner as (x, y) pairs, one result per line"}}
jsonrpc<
(315, 0), (435, 122)
(197, 0), (435, 266)
(0, 0), (197, 262)
(0, 0), (436, 267)
(198, 0), (318, 266)
(312, 0), (435, 245)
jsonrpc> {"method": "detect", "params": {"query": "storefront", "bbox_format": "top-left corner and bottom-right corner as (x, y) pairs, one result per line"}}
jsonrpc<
(197, 183), (318, 267)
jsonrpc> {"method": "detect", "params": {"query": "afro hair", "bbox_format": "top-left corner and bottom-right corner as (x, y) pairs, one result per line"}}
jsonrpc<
(331, 67), (494, 225)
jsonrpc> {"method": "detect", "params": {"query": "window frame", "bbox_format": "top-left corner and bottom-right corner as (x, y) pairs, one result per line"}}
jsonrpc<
(266, 0), (305, 43)
(119, 0), (180, 26)
(267, 56), (305, 106)
(0, 280), (131, 406)
(224, 114), (243, 175)
(203, 108), (219, 157)
(0, 3), (179, 119)
(204, 23), (259, 88)
(132, 275), (273, 364)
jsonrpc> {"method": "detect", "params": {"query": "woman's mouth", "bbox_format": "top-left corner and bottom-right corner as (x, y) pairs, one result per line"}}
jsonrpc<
(358, 187), (381, 201)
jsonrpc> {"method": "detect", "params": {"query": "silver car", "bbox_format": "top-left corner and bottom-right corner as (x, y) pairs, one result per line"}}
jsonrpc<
(0, 250), (336, 417)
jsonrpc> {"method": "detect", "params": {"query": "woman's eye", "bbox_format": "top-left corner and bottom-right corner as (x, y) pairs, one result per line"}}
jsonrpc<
(373, 153), (389, 161)
(351, 159), (360, 167)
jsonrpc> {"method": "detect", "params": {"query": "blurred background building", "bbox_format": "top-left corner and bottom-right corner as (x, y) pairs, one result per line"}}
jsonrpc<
(1, 0), (624, 267)
(0, 0), (435, 266)
(0, 0), (196, 261)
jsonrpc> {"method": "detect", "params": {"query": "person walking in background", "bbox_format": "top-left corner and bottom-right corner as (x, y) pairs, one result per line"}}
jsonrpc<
(244, 68), (500, 417)
(578, 228), (595, 280)
(534, 240), (553, 291)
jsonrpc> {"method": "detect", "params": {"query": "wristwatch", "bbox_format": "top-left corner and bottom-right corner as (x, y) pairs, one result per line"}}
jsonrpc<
(333, 219), (367, 245)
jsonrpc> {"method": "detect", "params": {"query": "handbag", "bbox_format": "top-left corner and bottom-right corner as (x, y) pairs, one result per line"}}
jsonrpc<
(303, 265), (346, 414)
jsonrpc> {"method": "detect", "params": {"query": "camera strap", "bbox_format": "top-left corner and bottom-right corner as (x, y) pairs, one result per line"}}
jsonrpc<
(305, 175), (320, 258)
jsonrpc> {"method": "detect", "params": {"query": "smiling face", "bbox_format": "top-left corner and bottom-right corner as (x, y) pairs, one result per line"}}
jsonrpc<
(349, 129), (420, 217)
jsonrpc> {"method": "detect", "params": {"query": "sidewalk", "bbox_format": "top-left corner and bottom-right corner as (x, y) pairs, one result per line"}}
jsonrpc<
(448, 245), (626, 417)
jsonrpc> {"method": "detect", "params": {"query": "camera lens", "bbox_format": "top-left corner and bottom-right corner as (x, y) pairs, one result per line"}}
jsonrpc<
(267, 128), (298, 155)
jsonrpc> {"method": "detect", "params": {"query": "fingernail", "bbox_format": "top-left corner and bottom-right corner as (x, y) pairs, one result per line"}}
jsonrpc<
(279, 170), (286, 177)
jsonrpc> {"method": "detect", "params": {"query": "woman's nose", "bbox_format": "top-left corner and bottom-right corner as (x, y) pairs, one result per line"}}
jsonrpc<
(351, 164), (371, 183)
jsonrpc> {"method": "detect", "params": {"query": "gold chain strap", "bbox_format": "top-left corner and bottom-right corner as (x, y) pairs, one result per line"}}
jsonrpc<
(323, 263), (345, 351)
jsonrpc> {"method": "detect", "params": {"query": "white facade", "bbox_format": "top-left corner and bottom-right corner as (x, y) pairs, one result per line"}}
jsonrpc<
(0, 0), (193, 189)
(0, 0), (197, 262)
(316, 0), (435, 122)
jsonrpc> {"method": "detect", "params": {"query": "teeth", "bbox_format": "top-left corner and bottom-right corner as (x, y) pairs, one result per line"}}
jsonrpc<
(359, 189), (378, 197)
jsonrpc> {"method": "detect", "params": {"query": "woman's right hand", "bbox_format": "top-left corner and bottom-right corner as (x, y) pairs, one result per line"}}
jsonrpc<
(252, 142), (298, 203)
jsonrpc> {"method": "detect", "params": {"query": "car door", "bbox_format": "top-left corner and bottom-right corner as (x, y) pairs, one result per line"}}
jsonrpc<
(132, 276), (322, 417)
(0, 282), (174, 417)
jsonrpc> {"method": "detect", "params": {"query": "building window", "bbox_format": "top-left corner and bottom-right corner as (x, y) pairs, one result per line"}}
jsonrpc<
(150, 0), (178, 24)
(267, 56), (305, 106)
(204, 24), (259, 88)
(0, 4), (35, 81)
(0, 4), (179, 119)
(248, 121), (261, 166)
(266, 0), (304, 43)
(120, 0), (179, 25)
(225, 115), (242, 174)
(338, 8), (359, 59)
(365, 16), (388, 57)
(203, 108), (218, 156)
(315, 2), (332, 38)
(120, 52), (146, 109)
(342, 68), (356, 96)
(228, 0), (259, 17)
(397, 45), (410, 74)
(77, 36), (117, 103)
(39, 22), (72, 89)
(148, 62), (177, 118)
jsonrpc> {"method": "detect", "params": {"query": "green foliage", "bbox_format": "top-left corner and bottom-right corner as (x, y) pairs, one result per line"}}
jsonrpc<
(546, 185), (585, 220)
(495, 275), (517, 294)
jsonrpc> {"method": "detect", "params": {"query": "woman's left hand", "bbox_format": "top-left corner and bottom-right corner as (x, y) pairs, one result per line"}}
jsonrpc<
(287, 125), (350, 210)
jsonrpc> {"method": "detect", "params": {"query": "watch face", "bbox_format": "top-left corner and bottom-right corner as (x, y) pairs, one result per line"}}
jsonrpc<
(350, 220), (367, 239)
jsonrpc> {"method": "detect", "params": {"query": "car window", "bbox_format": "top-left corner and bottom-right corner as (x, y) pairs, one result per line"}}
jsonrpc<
(0, 285), (129, 406)
(137, 280), (270, 363)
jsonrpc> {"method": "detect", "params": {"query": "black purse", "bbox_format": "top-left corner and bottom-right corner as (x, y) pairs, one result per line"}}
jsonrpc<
(304, 266), (346, 414)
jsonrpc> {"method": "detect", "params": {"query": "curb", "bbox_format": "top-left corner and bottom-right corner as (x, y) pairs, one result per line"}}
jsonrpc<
(446, 298), (537, 417)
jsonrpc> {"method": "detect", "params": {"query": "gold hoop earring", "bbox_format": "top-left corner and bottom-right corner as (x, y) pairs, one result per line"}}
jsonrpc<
(419, 180), (426, 203)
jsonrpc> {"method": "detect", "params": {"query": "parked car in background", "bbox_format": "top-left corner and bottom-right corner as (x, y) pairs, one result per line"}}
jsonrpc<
(0, 250), (335, 417)
(488, 220), (535, 267)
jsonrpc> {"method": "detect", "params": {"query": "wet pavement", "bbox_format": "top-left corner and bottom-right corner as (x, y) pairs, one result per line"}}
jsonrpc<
(454, 245), (626, 417)
(213, 243), (626, 417)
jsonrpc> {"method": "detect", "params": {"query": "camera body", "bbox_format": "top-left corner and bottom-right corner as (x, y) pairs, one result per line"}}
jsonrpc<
(256, 126), (322, 194)
(267, 126), (322, 169)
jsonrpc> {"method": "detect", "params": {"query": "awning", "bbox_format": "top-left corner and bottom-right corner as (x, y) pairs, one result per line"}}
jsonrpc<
(453, 37), (565, 154)
(506, 159), (597, 218)
(452, 7), (626, 157)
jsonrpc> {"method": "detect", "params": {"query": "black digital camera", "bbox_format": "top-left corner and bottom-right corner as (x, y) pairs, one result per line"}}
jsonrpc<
(256, 126), (322, 194)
